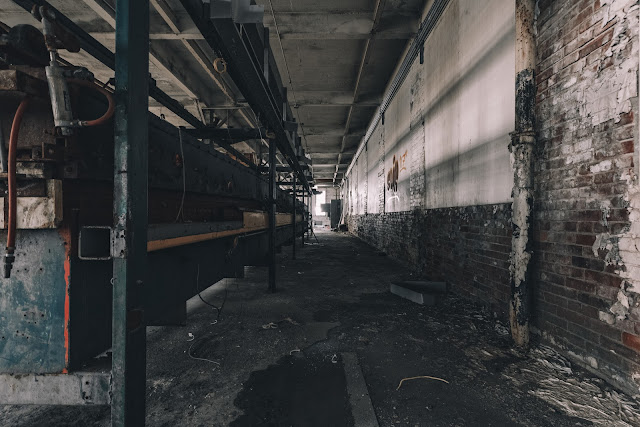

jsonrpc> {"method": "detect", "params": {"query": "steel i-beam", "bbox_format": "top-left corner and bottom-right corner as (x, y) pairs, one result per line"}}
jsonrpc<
(112, 0), (149, 424)
(292, 173), (296, 260)
(268, 137), (276, 292)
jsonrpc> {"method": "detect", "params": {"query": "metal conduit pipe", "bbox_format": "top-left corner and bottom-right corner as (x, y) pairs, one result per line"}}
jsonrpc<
(509, 0), (537, 348)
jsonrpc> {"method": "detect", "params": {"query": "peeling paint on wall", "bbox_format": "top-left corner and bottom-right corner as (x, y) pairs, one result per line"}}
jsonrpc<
(595, 174), (640, 323)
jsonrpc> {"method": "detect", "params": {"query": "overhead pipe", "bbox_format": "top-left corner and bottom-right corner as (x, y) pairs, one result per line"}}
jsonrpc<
(509, 0), (537, 348)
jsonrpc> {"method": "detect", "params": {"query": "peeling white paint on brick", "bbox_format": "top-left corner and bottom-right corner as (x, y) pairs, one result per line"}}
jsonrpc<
(590, 159), (613, 173)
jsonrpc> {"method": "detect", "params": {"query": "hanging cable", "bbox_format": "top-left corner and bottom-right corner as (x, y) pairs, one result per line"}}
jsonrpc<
(195, 264), (227, 323)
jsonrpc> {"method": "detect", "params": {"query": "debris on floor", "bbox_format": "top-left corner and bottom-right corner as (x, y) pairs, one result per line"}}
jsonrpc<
(504, 345), (640, 427)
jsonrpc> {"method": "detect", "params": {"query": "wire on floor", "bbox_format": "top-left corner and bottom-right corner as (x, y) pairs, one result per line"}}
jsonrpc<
(196, 264), (228, 323)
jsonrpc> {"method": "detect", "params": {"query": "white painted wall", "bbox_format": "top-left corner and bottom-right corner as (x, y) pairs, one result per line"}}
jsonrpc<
(345, 0), (516, 213)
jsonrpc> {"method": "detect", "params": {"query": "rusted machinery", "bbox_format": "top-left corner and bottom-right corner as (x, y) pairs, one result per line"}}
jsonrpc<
(0, 0), (310, 422)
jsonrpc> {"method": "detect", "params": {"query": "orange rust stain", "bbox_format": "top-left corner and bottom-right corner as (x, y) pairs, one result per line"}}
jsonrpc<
(59, 228), (72, 374)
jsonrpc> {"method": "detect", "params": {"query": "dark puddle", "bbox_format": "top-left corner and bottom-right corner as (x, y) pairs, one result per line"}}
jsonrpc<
(231, 354), (355, 427)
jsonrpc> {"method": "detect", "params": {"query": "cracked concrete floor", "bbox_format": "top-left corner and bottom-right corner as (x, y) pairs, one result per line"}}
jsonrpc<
(2, 230), (639, 426)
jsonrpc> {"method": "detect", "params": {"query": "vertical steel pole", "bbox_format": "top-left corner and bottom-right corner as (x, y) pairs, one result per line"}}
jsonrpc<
(292, 174), (296, 260)
(112, 0), (149, 425)
(268, 138), (276, 292)
(308, 191), (312, 239)
(301, 193), (305, 246)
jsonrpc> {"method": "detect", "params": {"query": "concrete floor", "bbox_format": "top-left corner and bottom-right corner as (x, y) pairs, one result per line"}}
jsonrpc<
(2, 230), (640, 426)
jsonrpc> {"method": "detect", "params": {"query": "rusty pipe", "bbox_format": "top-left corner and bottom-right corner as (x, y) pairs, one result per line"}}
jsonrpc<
(4, 97), (30, 279)
(509, 0), (537, 348)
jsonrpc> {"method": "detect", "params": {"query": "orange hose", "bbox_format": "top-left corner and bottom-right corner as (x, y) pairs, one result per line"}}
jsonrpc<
(7, 97), (29, 254)
(67, 79), (115, 127)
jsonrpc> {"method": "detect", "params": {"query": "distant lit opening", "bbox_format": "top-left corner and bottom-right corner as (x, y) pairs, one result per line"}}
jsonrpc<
(315, 191), (326, 216)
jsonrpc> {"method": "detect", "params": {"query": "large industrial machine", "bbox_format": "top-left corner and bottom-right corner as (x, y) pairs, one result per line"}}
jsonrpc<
(0, 0), (312, 422)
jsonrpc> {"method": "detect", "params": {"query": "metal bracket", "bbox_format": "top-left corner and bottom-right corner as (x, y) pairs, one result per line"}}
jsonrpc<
(283, 120), (297, 132)
(79, 226), (113, 260)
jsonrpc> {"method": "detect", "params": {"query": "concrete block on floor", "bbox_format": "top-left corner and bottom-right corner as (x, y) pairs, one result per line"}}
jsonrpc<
(390, 281), (447, 305)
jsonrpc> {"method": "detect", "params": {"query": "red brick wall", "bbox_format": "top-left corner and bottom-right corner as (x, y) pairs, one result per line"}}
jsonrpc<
(533, 0), (639, 393)
(347, 205), (513, 318)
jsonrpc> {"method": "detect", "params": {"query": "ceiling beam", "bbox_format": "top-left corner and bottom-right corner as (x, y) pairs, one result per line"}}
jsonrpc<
(273, 31), (413, 41)
(292, 90), (381, 106)
(263, 12), (416, 40)
(296, 102), (379, 108)
(303, 129), (366, 137)
(90, 31), (204, 40)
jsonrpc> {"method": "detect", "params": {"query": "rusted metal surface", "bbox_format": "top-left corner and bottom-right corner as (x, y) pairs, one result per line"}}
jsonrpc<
(509, 0), (536, 349)
(0, 68), (48, 95)
(0, 179), (62, 229)
(0, 229), (69, 373)
(0, 371), (110, 405)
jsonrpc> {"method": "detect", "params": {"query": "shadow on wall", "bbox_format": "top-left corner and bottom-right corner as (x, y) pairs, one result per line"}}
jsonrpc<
(348, 12), (517, 212)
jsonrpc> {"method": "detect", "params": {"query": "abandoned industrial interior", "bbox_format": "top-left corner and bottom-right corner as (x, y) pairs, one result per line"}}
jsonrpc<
(0, 0), (640, 425)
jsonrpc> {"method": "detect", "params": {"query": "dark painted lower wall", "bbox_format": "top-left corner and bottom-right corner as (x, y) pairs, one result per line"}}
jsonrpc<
(347, 204), (513, 318)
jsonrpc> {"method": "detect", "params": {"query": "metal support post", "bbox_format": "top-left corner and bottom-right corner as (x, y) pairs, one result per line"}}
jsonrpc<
(268, 137), (276, 292)
(308, 192), (312, 239)
(301, 193), (305, 245)
(112, 0), (149, 425)
(292, 173), (296, 260)
(263, 27), (270, 83)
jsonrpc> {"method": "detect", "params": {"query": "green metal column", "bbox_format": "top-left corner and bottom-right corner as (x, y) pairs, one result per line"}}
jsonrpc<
(268, 138), (276, 292)
(112, 0), (149, 425)
(301, 193), (305, 246)
(292, 174), (296, 260)
(308, 191), (313, 239)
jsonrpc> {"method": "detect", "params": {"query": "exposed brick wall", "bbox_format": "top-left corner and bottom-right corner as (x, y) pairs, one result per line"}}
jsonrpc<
(533, 0), (639, 393)
(347, 204), (513, 318)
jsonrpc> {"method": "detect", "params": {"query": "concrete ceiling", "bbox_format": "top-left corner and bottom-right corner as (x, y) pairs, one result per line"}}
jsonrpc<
(0, 0), (427, 184)
(258, 0), (426, 185)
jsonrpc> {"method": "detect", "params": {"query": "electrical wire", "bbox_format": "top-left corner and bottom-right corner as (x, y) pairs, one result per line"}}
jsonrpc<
(188, 340), (220, 366)
(196, 264), (228, 323)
